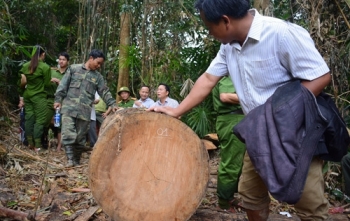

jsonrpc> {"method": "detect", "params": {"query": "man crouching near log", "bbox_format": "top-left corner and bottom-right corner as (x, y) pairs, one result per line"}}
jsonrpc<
(54, 49), (118, 167)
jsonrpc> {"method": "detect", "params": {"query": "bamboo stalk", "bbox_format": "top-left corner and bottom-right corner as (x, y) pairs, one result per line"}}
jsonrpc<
(334, 0), (350, 30)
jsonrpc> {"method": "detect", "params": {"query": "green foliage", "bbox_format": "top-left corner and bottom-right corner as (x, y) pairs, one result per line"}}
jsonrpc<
(2, 0), (349, 140)
(3, 0), (78, 61)
(182, 97), (214, 138)
(0, 0), (80, 106)
(176, 39), (219, 135)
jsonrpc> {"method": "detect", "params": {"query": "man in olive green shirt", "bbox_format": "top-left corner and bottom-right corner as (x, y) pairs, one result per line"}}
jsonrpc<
(54, 49), (118, 167)
(212, 76), (246, 212)
(42, 52), (70, 151)
(117, 86), (135, 108)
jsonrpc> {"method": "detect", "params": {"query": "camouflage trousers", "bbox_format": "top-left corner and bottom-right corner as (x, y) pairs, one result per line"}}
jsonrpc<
(61, 115), (90, 147)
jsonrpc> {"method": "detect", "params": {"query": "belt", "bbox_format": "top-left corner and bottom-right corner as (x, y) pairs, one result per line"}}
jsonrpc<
(218, 109), (244, 115)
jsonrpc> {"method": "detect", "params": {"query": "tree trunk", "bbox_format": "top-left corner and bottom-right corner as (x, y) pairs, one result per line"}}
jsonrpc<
(141, 0), (148, 80)
(117, 11), (131, 101)
(89, 108), (209, 221)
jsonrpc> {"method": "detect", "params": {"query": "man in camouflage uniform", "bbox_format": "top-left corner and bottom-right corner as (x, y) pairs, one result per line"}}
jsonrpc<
(54, 49), (118, 167)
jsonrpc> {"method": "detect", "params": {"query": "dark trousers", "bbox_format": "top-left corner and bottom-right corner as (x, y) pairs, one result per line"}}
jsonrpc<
(342, 153), (350, 196)
(88, 120), (97, 147)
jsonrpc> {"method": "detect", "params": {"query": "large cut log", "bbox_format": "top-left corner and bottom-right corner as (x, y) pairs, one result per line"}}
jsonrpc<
(89, 108), (209, 221)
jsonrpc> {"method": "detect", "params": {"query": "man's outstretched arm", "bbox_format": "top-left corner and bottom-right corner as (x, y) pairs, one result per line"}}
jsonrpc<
(149, 73), (222, 118)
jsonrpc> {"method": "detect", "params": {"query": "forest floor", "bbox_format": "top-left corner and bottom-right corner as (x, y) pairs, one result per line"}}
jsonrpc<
(0, 139), (350, 221)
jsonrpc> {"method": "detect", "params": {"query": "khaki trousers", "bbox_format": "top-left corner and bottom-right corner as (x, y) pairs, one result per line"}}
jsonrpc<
(239, 152), (329, 220)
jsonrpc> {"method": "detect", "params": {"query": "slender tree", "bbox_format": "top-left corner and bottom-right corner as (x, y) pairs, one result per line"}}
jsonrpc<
(117, 9), (131, 101)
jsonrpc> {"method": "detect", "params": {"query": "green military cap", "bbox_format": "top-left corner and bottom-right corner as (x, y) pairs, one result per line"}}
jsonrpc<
(117, 86), (130, 95)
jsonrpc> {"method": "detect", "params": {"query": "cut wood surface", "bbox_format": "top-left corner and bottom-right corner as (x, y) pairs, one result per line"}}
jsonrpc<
(203, 133), (218, 142)
(89, 108), (210, 221)
(201, 139), (217, 150)
(203, 133), (219, 147)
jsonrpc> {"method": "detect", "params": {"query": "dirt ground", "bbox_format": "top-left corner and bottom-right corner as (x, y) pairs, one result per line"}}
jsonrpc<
(0, 141), (349, 221)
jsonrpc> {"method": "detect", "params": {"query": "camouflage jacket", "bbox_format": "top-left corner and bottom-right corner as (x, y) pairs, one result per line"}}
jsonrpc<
(54, 64), (116, 121)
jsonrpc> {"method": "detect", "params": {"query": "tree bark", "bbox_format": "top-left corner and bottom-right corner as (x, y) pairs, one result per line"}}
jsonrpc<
(141, 0), (148, 80)
(117, 11), (131, 101)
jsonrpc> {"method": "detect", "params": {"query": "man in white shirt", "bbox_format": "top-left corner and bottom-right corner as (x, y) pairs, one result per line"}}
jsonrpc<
(133, 86), (155, 108)
(150, 0), (331, 220)
(151, 83), (179, 108)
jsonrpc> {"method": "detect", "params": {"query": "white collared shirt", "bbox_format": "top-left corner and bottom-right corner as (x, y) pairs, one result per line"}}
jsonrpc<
(152, 97), (179, 108)
(206, 9), (329, 114)
(132, 97), (155, 108)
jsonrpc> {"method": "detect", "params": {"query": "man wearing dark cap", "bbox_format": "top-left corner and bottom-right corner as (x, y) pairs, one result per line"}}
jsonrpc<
(117, 86), (135, 108)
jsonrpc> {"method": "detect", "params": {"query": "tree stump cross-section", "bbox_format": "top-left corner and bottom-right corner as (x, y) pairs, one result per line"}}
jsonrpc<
(89, 108), (210, 221)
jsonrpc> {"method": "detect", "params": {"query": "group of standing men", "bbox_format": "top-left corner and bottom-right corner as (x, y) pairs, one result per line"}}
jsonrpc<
(19, 49), (117, 167)
(19, 47), (180, 168)
(117, 83), (180, 109)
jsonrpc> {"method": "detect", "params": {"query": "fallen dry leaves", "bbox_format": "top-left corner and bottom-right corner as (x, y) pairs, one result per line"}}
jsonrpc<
(0, 106), (349, 221)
